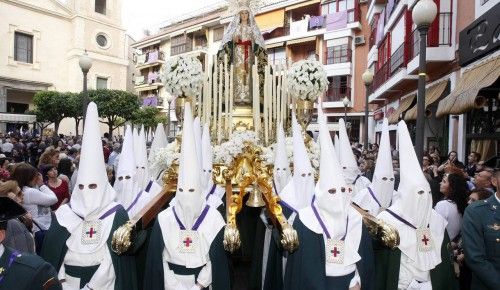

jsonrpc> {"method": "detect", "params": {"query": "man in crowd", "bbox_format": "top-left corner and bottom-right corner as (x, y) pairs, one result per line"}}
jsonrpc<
(466, 151), (481, 177)
(462, 168), (500, 289)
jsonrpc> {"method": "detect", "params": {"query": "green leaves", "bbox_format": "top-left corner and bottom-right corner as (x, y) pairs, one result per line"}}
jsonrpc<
(132, 106), (168, 132)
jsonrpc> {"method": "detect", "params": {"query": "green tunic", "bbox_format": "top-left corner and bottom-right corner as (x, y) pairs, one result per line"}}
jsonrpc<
(284, 218), (375, 290)
(40, 206), (138, 290)
(143, 219), (231, 290)
(0, 246), (62, 290)
(462, 195), (500, 290)
(374, 230), (457, 290)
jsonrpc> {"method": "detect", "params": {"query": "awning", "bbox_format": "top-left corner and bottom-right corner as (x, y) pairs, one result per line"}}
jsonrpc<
(0, 113), (36, 123)
(388, 95), (416, 124)
(255, 9), (285, 31)
(436, 55), (500, 118)
(404, 80), (448, 121)
(266, 41), (285, 49)
(287, 36), (317, 45)
(135, 84), (159, 92)
(285, 0), (321, 11)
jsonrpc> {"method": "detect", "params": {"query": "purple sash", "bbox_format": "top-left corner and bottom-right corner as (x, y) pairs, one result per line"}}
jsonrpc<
(126, 180), (154, 212)
(68, 204), (121, 220)
(204, 184), (217, 200)
(385, 208), (428, 229)
(367, 187), (382, 208)
(0, 251), (20, 283)
(311, 202), (348, 240)
(172, 205), (210, 231)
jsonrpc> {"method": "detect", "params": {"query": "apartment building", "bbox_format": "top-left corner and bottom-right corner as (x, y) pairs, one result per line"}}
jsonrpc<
(366, 0), (498, 162)
(131, 0), (373, 142)
(0, 0), (131, 135)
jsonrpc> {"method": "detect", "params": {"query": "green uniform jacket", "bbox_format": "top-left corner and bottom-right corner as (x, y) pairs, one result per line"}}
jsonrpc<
(462, 195), (500, 290)
(0, 246), (62, 290)
(40, 206), (138, 290)
(374, 230), (456, 290)
(284, 218), (375, 290)
(143, 219), (231, 290)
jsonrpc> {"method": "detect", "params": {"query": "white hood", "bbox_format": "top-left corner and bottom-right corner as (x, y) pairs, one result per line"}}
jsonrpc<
(175, 102), (205, 228)
(148, 123), (168, 163)
(316, 108), (349, 237)
(370, 118), (395, 209)
(338, 118), (361, 184)
(273, 122), (290, 194)
(193, 117), (203, 171)
(136, 125), (150, 191)
(279, 114), (315, 211)
(200, 123), (213, 191)
(114, 125), (138, 207)
(334, 133), (340, 160)
(70, 102), (116, 219)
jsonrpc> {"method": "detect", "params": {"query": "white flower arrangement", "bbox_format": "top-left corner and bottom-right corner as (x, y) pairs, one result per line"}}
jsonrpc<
(162, 55), (204, 97)
(150, 141), (180, 173)
(287, 59), (328, 102)
(279, 137), (320, 171)
(213, 131), (262, 165)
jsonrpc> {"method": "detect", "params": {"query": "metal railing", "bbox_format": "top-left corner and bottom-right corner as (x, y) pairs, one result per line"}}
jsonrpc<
(325, 87), (351, 102)
(408, 12), (453, 59)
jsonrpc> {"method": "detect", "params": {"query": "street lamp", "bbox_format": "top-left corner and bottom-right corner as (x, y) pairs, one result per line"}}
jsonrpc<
(362, 69), (374, 149)
(79, 50), (93, 126)
(412, 0), (437, 165)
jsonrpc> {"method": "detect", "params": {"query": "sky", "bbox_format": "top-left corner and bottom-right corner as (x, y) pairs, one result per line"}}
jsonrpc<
(122, 0), (224, 41)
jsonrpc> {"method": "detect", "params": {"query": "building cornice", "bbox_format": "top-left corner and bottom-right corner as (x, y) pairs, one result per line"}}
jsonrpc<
(70, 15), (126, 32)
(0, 76), (53, 88)
(0, 0), (73, 20)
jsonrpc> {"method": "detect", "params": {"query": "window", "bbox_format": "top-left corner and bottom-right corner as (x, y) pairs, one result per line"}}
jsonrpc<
(96, 77), (108, 89)
(213, 27), (225, 42)
(95, 0), (106, 15)
(96, 34), (108, 48)
(170, 34), (192, 56)
(326, 44), (350, 64)
(14, 32), (33, 63)
(268, 47), (286, 65)
(325, 75), (350, 102)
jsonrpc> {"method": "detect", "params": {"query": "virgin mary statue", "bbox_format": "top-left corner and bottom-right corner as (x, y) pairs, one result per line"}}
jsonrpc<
(218, 0), (268, 106)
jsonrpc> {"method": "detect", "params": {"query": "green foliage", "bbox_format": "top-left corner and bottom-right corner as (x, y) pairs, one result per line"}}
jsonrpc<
(88, 89), (140, 136)
(132, 106), (168, 132)
(32, 91), (73, 134)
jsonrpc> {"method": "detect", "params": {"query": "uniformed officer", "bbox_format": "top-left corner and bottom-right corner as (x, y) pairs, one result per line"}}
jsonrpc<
(0, 196), (62, 290)
(462, 168), (500, 290)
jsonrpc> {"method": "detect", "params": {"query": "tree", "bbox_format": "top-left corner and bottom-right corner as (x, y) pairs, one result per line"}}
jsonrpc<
(132, 106), (168, 134)
(66, 92), (84, 136)
(33, 91), (71, 135)
(89, 89), (140, 137)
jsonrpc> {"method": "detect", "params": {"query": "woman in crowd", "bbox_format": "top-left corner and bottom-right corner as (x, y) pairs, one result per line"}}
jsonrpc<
(467, 188), (492, 204)
(11, 162), (57, 253)
(0, 180), (35, 253)
(360, 158), (375, 181)
(37, 148), (60, 169)
(423, 153), (439, 179)
(57, 157), (73, 184)
(41, 164), (70, 211)
(435, 171), (470, 290)
(438, 150), (465, 173)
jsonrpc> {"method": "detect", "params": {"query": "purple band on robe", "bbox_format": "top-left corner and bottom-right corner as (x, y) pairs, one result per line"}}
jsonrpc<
(367, 186), (382, 208)
(309, 15), (324, 29)
(126, 180), (154, 212)
(68, 204), (121, 220)
(173, 205), (210, 231)
(326, 11), (347, 31)
(311, 202), (348, 240)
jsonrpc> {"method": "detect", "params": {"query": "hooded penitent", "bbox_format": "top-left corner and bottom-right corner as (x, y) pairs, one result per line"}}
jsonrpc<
(70, 102), (116, 219)
(200, 123), (213, 191)
(334, 133), (340, 160)
(315, 109), (350, 238)
(377, 120), (446, 272)
(193, 117), (203, 172)
(273, 122), (290, 194)
(114, 125), (137, 208)
(135, 126), (150, 191)
(279, 115), (315, 212)
(370, 118), (395, 210)
(148, 123), (168, 164)
(338, 118), (361, 184)
(175, 102), (205, 228)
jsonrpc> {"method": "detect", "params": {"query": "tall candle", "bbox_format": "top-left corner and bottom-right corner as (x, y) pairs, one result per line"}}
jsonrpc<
(224, 55), (229, 137)
(206, 61), (212, 126)
(263, 65), (269, 145)
(212, 58), (218, 138)
(253, 64), (260, 139)
(218, 63), (223, 144)
(229, 64), (234, 137)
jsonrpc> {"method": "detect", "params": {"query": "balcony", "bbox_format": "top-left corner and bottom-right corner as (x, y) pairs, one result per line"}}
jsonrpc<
(136, 50), (165, 70)
(406, 12), (454, 73)
(323, 47), (352, 76)
(325, 86), (351, 103)
(142, 95), (164, 108)
(134, 74), (164, 92)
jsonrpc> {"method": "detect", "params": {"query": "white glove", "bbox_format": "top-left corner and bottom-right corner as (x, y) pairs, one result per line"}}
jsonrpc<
(189, 285), (202, 290)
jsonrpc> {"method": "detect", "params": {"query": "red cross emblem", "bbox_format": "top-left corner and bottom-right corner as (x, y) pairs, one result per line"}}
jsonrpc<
(421, 234), (430, 245)
(183, 237), (193, 247)
(331, 246), (340, 257)
(86, 228), (97, 238)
